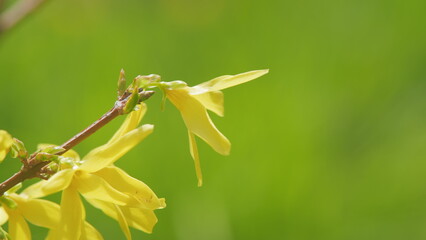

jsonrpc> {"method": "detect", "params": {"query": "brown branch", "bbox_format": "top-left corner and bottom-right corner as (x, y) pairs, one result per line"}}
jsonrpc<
(0, 0), (48, 35)
(0, 90), (154, 196)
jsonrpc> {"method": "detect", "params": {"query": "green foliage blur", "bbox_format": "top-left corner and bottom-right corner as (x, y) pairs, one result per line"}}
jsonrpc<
(1, 0), (426, 239)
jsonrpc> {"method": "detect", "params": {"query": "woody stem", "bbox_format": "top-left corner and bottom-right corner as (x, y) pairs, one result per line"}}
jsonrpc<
(0, 91), (154, 197)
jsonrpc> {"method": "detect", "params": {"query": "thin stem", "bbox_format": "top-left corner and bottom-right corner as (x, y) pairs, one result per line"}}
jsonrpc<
(0, 0), (48, 35)
(0, 91), (154, 196)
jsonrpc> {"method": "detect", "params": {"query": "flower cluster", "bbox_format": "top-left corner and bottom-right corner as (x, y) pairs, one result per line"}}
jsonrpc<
(0, 69), (268, 239)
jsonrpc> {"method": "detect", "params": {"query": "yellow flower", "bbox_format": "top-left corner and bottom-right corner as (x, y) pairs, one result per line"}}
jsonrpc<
(0, 193), (101, 240)
(165, 70), (269, 186)
(0, 130), (13, 163)
(23, 103), (165, 240)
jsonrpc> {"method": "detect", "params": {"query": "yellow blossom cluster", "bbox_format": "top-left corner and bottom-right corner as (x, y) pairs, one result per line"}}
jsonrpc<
(0, 69), (268, 239)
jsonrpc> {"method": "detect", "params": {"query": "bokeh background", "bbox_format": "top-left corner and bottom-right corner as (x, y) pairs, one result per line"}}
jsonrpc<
(1, 0), (426, 239)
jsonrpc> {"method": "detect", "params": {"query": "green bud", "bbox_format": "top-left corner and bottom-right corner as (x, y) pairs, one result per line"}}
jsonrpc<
(45, 162), (59, 173)
(138, 90), (155, 102)
(0, 196), (17, 210)
(35, 152), (59, 162)
(5, 183), (22, 195)
(117, 69), (127, 98)
(40, 145), (65, 155)
(10, 138), (28, 159)
(58, 157), (77, 168)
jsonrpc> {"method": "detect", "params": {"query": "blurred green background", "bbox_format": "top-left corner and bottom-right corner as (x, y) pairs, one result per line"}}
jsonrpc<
(1, 0), (426, 239)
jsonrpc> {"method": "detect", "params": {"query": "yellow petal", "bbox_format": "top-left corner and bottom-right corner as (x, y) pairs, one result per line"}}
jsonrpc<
(80, 124), (154, 173)
(0, 130), (13, 163)
(195, 69), (269, 92)
(75, 171), (131, 205)
(10, 195), (60, 229)
(59, 186), (85, 240)
(108, 103), (147, 144)
(47, 222), (103, 240)
(37, 143), (81, 161)
(114, 204), (132, 240)
(4, 207), (31, 240)
(188, 131), (203, 187)
(86, 199), (159, 234)
(192, 90), (224, 117)
(0, 207), (8, 225)
(22, 169), (75, 198)
(81, 222), (104, 240)
(93, 166), (165, 209)
(167, 88), (231, 155)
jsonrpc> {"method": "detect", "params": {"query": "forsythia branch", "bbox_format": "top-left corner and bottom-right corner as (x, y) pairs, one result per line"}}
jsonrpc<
(0, 0), (48, 35)
(0, 90), (154, 197)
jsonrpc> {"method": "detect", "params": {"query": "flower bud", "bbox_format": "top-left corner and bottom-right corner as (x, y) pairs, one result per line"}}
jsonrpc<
(10, 138), (28, 159)
(35, 152), (59, 162)
(117, 69), (127, 98)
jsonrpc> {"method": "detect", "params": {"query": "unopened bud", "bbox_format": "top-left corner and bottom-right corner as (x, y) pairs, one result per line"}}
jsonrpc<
(40, 145), (65, 155)
(10, 138), (28, 159)
(35, 152), (59, 162)
(138, 90), (155, 102)
(117, 69), (127, 98)
(45, 162), (59, 173)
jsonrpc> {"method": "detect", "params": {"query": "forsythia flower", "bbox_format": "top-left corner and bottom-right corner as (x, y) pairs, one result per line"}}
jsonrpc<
(0, 193), (59, 240)
(0, 193), (102, 240)
(23, 103), (165, 240)
(0, 130), (13, 163)
(0, 193), (101, 240)
(165, 70), (268, 186)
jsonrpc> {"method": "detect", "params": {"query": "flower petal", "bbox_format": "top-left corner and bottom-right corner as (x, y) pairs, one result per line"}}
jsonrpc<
(0, 130), (13, 163)
(0, 207), (8, 225)
(75, 171), (131, 205)
(59, 186), (85, 240)
(192, 90), (224, 117)
(86, 199), (159, 234)
(108, 103), (147, 144)
(114, 204), (131, 240)
(11, 195), (60, 229)
(188, 131), (203, 187)
(80, 124), (154, 173)
(4, 207), (31, 240)
(81, 222), (104, 240)
(195, 69), (269, 92)
(22, 169), (75, 198)
(93, 166), (165, 209)
(167, 88), (231, 155)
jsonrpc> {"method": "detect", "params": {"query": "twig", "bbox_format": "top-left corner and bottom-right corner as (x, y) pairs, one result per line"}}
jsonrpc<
(0, 0), (48, 34)
(0, 90), (155, 196)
